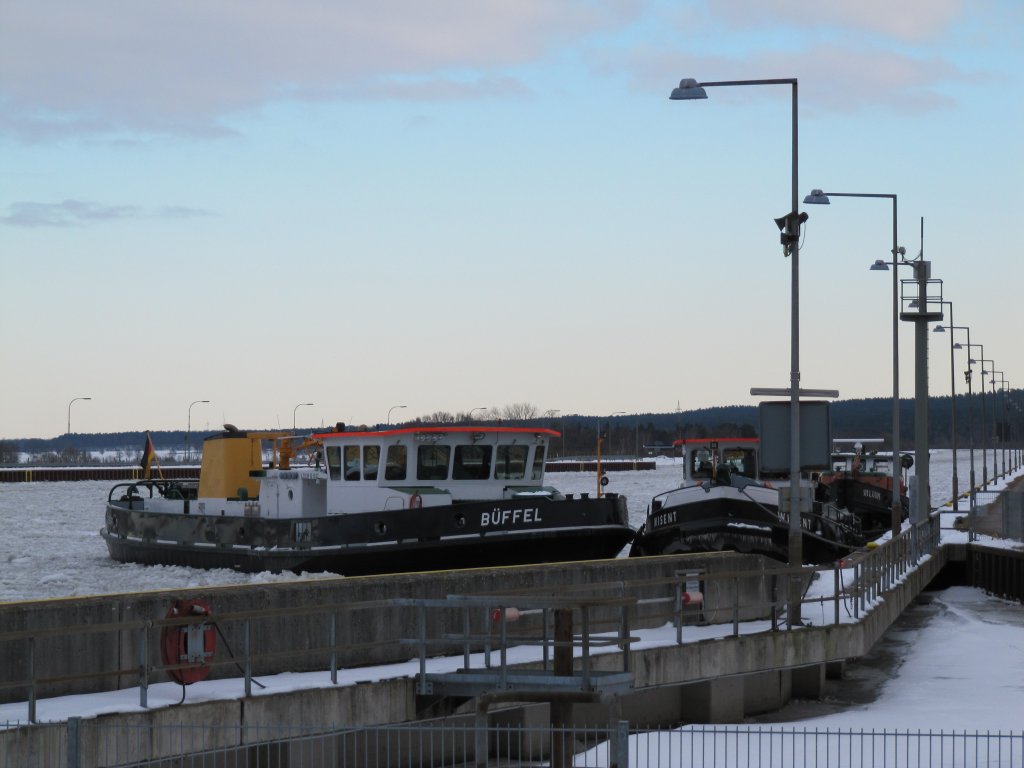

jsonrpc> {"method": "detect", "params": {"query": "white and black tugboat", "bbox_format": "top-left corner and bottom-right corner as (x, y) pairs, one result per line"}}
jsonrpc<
(629, 438), (859, 565)
(102, 425), (633, 575)
(813, 438), (910, 541)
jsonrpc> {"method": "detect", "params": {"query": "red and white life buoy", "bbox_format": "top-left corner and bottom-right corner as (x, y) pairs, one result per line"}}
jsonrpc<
(160, 598), (216, 685)
(408, 492), (423, 509)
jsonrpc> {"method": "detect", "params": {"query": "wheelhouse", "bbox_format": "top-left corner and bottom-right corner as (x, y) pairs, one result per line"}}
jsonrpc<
(672, 437), (760, 484)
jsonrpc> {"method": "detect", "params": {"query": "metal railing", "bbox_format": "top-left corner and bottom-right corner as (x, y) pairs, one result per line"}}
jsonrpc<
(0, 517), (942, 726)
(3, 719), (1022, 768)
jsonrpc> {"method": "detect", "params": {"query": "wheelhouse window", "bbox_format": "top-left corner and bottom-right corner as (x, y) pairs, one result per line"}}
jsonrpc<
(531, 445), (546, 480)
(453, 445), (492, 480)
(495, 445), (528, 480)
(385, 445), (407, 480)
(344, 446), (360, 481)
(363, 445), (380, 481)
(417, 445), (450, 481)
(722, 448), (756, 478)
(691, 448), (714, 479)
(326, 445), (341, 481)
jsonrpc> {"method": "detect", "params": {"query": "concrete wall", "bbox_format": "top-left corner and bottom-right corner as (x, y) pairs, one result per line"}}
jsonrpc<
(0, 551), (774, 704)
(0, 546), (960, 767)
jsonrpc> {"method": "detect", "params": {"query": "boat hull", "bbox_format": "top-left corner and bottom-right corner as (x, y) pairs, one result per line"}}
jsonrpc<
(102, 493), (633, 575)
(815, 473), (909, 539)
(629, 485), (855, 565)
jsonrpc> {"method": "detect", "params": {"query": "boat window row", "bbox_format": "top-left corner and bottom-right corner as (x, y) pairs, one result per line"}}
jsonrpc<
(324, 443), (546, 483)
(690, 448), (757, 479)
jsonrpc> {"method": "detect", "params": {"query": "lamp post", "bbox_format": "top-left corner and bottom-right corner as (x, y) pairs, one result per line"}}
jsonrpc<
(803, 189), (906, 539)
(187, 400), (210, 463)
(961, 357), (979, 540)
(946, 327), (975, 514)
(977, 357), (995, 489)
(990, 371), (1007, 479)
(67, 397), (92, 435)
(965, 347), (988, 491)
(998, 378), (1012, 474)
(386, 405), (407, 426)
(293, 402), (314, 431)
(469, 407), (487, 422)
(672, 77), (807, 617)
(932, 303), (959, 511)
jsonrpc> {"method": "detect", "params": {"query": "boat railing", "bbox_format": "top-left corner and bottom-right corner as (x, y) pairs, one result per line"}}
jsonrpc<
(107, 478), (200, 504)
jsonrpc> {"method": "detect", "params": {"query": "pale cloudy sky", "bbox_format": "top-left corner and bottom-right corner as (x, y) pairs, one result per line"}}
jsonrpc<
(1, 0), (1021, 438)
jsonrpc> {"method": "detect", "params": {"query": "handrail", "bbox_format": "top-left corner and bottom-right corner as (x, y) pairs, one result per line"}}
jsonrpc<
(2, 515), (943, 723)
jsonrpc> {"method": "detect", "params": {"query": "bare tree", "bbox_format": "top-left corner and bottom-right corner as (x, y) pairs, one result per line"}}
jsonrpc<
(501, 402), (540, 421)
(422, 411), (457, 424)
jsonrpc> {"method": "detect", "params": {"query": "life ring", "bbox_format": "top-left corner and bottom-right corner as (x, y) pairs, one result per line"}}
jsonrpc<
(160, 598), (216, 686)
(409, 492), (423, 509)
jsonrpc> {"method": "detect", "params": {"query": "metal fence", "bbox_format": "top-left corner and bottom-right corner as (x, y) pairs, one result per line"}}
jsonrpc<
(1, 515), (943, 725)
(3, 719), (1022, 768)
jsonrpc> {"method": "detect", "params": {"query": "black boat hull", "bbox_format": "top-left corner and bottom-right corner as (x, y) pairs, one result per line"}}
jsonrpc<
(102, 493), (634, 575)
(815, 473), (909, 539)
(629, 486), (856, 565)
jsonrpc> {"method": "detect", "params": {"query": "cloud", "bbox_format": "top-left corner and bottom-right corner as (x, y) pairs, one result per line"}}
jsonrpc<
(1, 200), (141, 227)
(156, 206), (216, 220)
(0, 0), (643, 141)
(604, 41), (978, 115)
(705, 0), (966, 43)
(1, 200), (215, 227)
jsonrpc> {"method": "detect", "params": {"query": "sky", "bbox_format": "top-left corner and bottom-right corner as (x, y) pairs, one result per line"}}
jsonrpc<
(1, 1), (1022, 439)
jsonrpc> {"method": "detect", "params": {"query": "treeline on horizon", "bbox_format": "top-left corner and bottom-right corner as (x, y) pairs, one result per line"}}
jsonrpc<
(3, 391), (1019, 466)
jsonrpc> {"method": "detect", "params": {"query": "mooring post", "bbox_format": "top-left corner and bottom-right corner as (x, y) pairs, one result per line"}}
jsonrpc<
(66, 716), (81, 768)
(551, 608), (574, 768)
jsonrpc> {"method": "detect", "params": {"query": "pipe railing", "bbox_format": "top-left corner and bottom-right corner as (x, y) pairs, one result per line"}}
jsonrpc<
(1, 520), (944, 724)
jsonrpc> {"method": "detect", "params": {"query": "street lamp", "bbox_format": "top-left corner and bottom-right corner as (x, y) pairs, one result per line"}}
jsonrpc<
(966, 346), (989, 491)
(932, 303), (959, 511)
(995, 376), (1011, 479)
(673, 77), (807, 609)
(950, 335), (974, 540)
(67, 397), (92, 435)
(803, 189), (906, 539)
(469, 407), (487, 422)
(990, 370), (1007, 478)
(386, 405), (407, 426)
(978, 357), (996, 489)
(187, 399), (210, 463)
(293, 402), (314, 431)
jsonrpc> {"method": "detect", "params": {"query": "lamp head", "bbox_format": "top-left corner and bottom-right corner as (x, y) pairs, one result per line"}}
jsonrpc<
(803, 189), (830, 205)
(869, 259), (889, 271)
(670, 78), (708, 100)
(933, 325), (946, 333)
